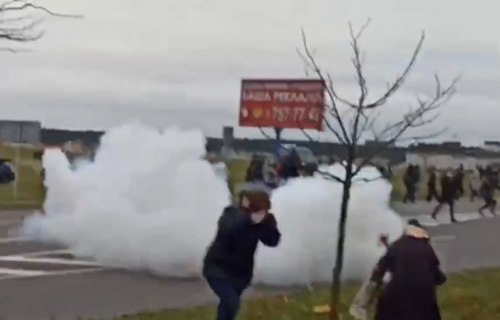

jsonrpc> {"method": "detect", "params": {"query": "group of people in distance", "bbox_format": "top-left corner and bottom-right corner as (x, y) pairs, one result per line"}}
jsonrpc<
(244, 148), (317, 188)
(403, 164), (500, 223)
(203, 191), (445, 320)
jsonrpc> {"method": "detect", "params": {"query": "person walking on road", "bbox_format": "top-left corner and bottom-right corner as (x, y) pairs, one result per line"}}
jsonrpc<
(403, 165), (417, 204)
(478, 170), (500, 216)
(453, 164), (465, 200)
(425, 167), (439, 202)
(431, 169), (457, 223)
(203, 190), (281, 320)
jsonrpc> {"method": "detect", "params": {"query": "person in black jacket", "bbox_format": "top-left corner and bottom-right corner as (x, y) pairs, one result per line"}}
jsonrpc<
(371, 219), (446, 320)
(245, 155), (265, 182)
(453, 165), (465, 199)
(403, 165), (416, 203)
(478, 170), (500, 216)
(426, 167), (439, 202)
(431, 169), (457, 223)
(279, 149), (302, 180)
(203, 190), (281, 320)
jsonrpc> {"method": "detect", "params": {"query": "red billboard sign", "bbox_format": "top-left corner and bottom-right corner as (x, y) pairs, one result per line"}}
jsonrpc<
(239, 79), (326, 131)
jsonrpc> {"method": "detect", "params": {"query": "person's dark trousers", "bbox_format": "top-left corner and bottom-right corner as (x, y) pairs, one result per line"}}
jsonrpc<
(431, 198), (456, 223)
(457, 184), (464, 199)
(479, 197), (497, 215)
(206, 277), (246, 320)
(426, 187), (439, 202)
(403, 183), (416, 203)
(470, 188), (478, 202)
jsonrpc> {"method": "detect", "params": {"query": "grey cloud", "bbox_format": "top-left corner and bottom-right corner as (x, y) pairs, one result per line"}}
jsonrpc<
(0, 0), (498, 144)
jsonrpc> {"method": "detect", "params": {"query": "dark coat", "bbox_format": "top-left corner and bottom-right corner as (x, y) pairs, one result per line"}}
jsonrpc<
(427, 172), (437, 190)
(245, 160), (264, 182)
(403, 166), (414, 186)
(0, 162), (15, 184)
(373, 230), (446, 320)
(202, 206), (281, 288)
(479, 175), (500, 199)
(440, 175), (456, 202)
(279, 150), (301, 180)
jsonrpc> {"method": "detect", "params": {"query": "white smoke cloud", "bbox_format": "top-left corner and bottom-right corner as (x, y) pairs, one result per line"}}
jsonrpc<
(20, 122), (404, 286)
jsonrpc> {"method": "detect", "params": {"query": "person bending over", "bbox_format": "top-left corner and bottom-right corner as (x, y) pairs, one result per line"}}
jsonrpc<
(203, 190), (281, 320)
(370, 220), (446, 320)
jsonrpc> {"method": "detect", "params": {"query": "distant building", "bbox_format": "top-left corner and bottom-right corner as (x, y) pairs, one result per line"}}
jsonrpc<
(0, 120), (41, 145)
(483, 141), (500, 152)
(406, 142), (500, 170)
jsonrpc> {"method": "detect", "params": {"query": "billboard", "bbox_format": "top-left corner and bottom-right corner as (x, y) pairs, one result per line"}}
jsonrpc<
(239, 79), (326, 131)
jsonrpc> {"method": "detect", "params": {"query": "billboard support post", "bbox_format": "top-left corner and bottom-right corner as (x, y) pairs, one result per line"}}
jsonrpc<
(274, 127), (283, 142)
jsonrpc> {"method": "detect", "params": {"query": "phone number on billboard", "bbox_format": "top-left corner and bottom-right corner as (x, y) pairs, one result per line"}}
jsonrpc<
(270, 106), (321, 123)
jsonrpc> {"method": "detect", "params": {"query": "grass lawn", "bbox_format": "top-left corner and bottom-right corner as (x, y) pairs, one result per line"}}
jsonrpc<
(113, 268), (500, 320)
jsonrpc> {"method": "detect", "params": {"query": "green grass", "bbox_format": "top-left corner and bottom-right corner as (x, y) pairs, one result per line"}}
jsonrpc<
(112, 268), (500, 320)
(0, 143), (45, 209)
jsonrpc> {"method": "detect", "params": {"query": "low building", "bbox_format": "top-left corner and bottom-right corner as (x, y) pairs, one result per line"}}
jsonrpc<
(406, 142), (500, 170)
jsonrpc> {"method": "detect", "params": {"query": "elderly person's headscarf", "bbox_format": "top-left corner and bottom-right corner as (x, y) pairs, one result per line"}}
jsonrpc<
(405, 219), (429, 240)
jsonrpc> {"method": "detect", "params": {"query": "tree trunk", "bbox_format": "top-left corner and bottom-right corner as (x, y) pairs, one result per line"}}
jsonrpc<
(329, 169), (352, 320)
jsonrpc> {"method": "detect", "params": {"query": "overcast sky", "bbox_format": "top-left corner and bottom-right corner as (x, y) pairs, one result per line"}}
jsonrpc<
(1, 0), (498, 144)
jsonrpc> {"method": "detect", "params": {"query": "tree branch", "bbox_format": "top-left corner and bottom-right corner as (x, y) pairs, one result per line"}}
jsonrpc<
(300, 128), (314, 141)
(299, 21), (459, 180)
(315, 170), (345, 183)
(0, 0), (82, 48)
(351, 74), (460, 177)
(258, 127), (273, 140)
(298, 29), (352, 146)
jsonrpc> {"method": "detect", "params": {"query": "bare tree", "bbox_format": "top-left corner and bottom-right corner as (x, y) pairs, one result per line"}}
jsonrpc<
(298, 20), (460, 320)
(0, 0), (82, 52)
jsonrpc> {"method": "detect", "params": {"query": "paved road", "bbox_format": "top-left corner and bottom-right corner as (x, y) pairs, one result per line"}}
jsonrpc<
(0, 211), (286, 320)
(0, 203), (497, 320)
(392, 199), (484, 217)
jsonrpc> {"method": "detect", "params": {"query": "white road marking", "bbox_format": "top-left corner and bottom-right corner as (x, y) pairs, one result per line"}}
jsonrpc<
(0, 237), (32, 244)
(404, 212), (492, 227)
(0, 267), (105, 281)
(0, 268), (47, 276)
(0, 255), (105, 267)
(18, 249), (71, 257)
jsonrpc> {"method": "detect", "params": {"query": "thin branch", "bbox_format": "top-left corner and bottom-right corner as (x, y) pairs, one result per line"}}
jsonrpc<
(1, 1), (82, 19)
(298, 29), (352, 146)
(352, 74), (460, 177)
(316, 170), (345, 183)
(299, 20), (460, 183)
(258, 127), (273, 140)
(300, 128), (314, 141)
(0, 0), (82, 48)
(0, 46), (29, 52)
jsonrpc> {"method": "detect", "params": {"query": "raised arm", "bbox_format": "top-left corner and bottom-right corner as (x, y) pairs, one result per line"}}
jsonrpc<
(217, 206), (251, 235)
(256, 213), (281, 247)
